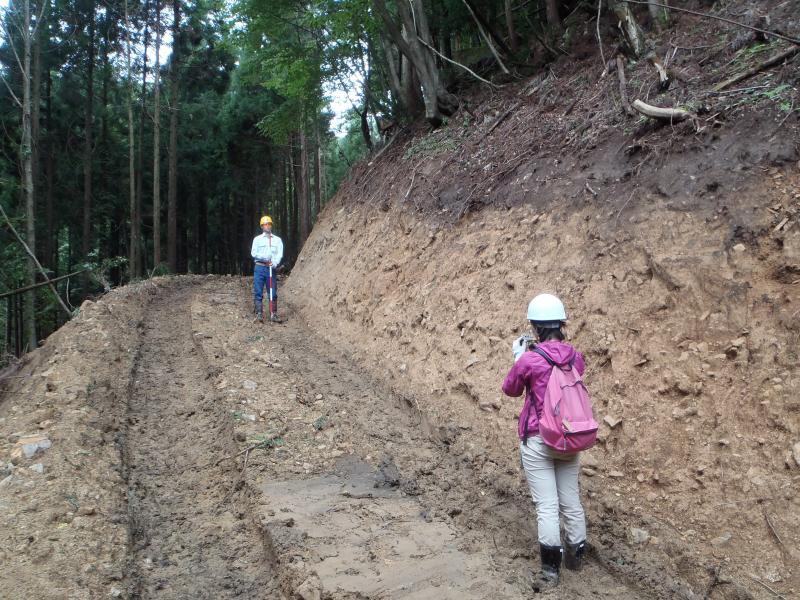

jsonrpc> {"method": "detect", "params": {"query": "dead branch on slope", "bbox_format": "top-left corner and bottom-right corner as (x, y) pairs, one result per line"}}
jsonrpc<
(616, 56), (634, 115)
(632, 99), (692, 123)
(0, 203), (73, 318)
(713, 45), (800, 92)
(621, 0), (800, 45)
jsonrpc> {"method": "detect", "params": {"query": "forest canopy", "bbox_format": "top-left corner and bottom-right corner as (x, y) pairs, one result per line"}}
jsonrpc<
(0, 0), (695, 353)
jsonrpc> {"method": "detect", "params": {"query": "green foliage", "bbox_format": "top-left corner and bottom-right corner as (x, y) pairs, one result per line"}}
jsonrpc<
(762, 83), (791, 100)
(0, 0), (585, 355)
(78, 251), (129, 292)
(150, 263), (171, 277)
(403, 129), (458, 160)
(323, 110), (370, 197)
(249, 432), (285, 449)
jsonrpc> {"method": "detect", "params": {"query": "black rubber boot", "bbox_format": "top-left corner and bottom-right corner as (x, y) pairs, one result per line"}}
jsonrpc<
(532, 544), (562, 592)
(564, 540), (586, 571)
(270, 299), (280, 322)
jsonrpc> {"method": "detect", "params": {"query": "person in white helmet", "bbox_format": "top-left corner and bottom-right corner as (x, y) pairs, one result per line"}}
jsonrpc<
(502, 293), (587, 591)
(251, 215), (283, 322)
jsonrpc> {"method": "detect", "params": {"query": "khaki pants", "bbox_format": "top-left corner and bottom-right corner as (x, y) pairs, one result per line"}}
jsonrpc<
(520, 435), (586, 547)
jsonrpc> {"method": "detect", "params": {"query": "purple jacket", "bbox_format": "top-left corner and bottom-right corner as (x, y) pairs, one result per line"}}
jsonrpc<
(502, 340), (586, 441)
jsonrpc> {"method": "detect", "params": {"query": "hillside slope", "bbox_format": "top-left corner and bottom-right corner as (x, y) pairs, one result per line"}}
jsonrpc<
(286, 5), (800, 598)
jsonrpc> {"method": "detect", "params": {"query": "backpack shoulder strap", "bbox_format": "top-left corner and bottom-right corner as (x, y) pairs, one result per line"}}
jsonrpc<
(534, 347), (579, 374)
(532, 347), (556, 367)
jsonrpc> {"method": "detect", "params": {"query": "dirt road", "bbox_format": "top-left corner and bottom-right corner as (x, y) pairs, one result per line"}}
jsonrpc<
(1, 276), (693, 598)
(123, 283), (278, 598)
(130, 276), (670, 599)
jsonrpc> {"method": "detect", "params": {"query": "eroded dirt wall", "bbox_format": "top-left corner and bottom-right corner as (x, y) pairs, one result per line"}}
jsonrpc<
(286, 167), (800, 598)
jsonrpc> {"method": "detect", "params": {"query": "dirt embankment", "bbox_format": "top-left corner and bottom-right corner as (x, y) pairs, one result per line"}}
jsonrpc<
(286, 20), (800, 596)
(0, 282), (152, 598)
(288, 156), (800, 600)
(288, 170), (800, 598)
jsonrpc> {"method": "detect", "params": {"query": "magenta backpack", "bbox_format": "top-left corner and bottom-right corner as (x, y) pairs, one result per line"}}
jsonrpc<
(530, 347), (598, 453)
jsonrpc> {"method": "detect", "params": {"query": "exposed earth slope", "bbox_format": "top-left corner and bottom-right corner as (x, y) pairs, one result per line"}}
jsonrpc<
(284, 3), (800, 598)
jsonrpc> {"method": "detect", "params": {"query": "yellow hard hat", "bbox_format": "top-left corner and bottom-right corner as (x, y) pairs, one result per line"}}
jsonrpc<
(260, 216), (272, 226)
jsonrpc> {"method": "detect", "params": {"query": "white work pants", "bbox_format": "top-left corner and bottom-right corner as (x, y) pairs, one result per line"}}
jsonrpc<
(520, 435), (586, 547)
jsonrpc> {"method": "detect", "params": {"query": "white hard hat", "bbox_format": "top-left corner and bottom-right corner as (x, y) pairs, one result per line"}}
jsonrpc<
(527, 293), (566, 323)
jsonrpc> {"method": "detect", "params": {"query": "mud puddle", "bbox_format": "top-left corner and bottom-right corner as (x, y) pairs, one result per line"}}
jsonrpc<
(264, 454), (512, 598)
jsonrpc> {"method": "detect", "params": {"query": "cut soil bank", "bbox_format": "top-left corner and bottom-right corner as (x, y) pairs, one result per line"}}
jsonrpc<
(285, 8), (800, 595)
(287, 161), (800, 600)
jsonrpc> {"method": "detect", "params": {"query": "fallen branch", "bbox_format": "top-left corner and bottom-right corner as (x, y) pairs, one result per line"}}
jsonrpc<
(763, 510), (788, 555)
(632, 99), (692, 122)
(0, 203), (73, 317)
(648, 52), (671, 90)
(705, 84), (769, 96)
(525, 72), (550, 96)
(769, 101), (795, 140)
(749, 575), (788, 600)
(613, 189), (636, 228)
(563, 90), (584, 116)
(532, 29), (569, 59)
(0, 269), (87, 301)
(774, 217), (790, 232)
(404, 156), (427, 200)
(416, 36), (496, 87)
(478, 102), (520, 144)
(459, 0), (511, 74)
(644, 250), (682, 290)
(213, 428), (287, 467)
(621, 1), (800, 45)
(367, 126), (403, 166)
(713, 45), (800, 91)
(617, 56), (635, 115)
(220, 446), (252, 506)
(405, 170), (418, 200)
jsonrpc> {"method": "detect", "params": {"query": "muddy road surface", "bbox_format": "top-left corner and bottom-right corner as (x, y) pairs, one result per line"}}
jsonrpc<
(117, 276), (678, 599)
(1, 276), (692, 599)
(123, 283), (279, 598)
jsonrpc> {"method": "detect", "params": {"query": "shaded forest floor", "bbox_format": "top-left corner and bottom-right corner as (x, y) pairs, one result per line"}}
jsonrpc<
(346, 0), (799, 225)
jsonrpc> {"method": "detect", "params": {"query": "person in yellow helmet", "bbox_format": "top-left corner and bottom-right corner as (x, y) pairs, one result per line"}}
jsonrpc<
(251, 216), (284, 322)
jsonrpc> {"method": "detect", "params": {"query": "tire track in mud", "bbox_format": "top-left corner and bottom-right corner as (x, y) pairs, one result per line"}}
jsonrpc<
(121, 281), (278, 599)
(188, 277), (677, 599)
